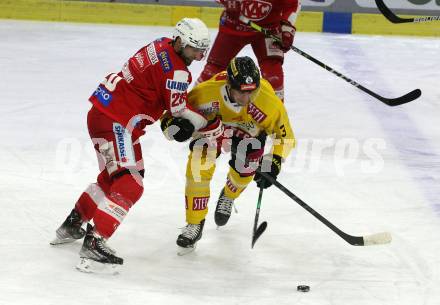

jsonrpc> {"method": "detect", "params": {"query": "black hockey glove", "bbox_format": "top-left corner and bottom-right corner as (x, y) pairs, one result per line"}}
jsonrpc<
(254, 154), (282, 189)
(160, 116), (195, 142)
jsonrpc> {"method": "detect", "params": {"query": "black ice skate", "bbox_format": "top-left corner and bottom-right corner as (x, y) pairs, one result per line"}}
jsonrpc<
(50, 209), (86, 245)
(76, 224), (123, 274)
(176, 219), (205, 256)
(214, 189), (234, 227)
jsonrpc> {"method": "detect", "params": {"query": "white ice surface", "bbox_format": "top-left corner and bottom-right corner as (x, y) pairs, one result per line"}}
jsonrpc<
(1, 20), (440, 305)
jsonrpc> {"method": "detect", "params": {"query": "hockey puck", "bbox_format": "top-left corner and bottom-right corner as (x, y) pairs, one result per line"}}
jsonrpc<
(297, 285), (310, 292)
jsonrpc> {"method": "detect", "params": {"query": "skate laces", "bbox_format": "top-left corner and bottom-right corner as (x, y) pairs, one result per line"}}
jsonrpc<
(95, 237), (115, 256)
(182, 223), (201, 239)
(217, 194), (234, 215)
(89, 228), (115, 256)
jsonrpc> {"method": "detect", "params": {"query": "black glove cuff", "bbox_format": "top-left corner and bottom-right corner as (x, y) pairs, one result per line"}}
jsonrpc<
(272, 154), (282, 175)
(161, 117), (194, 142)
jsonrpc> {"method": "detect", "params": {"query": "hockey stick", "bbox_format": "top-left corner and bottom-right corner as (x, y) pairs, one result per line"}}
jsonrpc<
(239, 16), (421, 106)
(376, 0), (440, 23)
(254, 168), (392, 246)
(251, 184), (268, 248)
(229, 146), (390, 246)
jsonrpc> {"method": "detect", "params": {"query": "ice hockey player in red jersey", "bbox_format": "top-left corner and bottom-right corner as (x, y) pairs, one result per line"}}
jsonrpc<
(197, 0), (301, 101)
(50, 18), (211, 273)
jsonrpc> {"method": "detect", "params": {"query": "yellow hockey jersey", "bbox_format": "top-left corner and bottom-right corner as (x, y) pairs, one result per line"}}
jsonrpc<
(188, 72), (295, 159)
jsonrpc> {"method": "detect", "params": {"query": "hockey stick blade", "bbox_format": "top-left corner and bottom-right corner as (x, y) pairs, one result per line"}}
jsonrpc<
(363, 231), (392, 246)
(375, 0), (413, 23)
(343, 231), (392, 246)
(379, 88), (421, 106)
(375, 0), (440, 23)
(252, 221), (267, 248)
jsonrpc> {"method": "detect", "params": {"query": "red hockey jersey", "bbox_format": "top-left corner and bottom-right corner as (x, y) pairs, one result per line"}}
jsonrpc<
(217, 0), (301, 35)
(89, 37), (206, 136)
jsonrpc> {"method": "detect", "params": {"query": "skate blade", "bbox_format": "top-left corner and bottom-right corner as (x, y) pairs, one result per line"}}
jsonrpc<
(76, 257), (121, 275)
(50, 237), (78, 246)
(177, 245), (196, 256)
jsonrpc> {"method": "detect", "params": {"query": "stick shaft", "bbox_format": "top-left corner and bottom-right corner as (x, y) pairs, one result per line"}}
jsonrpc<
(256, 168), (390, 246)
(251, 186), (265, 248)
(253, 186), (264, 233)
(240, 16), (421, 106)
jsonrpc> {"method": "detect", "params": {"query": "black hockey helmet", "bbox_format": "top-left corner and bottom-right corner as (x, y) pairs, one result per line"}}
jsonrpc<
(226, 56), (260, 91)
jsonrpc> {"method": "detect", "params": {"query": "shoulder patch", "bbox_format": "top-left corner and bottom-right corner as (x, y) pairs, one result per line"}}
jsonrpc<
(146, 43), (159, 65)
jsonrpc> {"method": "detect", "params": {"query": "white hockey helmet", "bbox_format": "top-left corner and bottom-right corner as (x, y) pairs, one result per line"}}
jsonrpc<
(173, 18), (210, 50)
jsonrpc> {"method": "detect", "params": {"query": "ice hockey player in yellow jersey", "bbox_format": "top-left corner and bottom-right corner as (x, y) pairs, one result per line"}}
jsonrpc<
(161, 56), (295, 253)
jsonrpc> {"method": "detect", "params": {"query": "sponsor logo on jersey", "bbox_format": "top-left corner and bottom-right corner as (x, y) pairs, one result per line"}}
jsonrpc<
(166, 79), (189, 92)
(192, 197), (209, 211)
(247, 103), (267, 123)
(242, 0), (272, 21)
(236, 120), (256, 131)
(135, 53), (145, 68)
(106, 203), (128, 219)
(212, 101), (220, 111)
(159, 51), (173, 72)
(93, 85), (112, 107)
(129, 50), (149, 73)
(113, 124), (128, 163)
(146, 43), (159, 65)
(122, 62), (134, 83)
(198, 101), (220, 115)
(226, 178), (238, 193)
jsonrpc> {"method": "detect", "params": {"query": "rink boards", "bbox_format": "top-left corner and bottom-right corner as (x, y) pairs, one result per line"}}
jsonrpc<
(0, 0), (439, 37)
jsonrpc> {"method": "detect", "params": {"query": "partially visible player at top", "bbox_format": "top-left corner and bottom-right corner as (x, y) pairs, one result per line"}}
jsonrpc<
(197, 0), (301, 101)
(51, 18), (213, 273)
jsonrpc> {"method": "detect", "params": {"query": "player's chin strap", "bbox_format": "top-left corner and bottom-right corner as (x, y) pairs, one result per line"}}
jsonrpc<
(192, 117), (224, 140)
